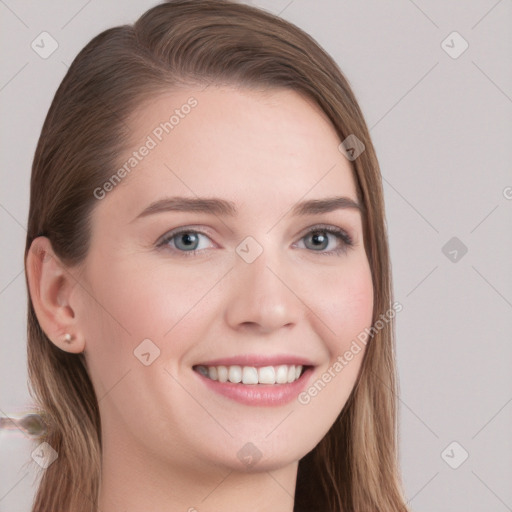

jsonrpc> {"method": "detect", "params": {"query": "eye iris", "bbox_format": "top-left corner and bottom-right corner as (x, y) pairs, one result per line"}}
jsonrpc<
(175, 232), (199, 251)
(307, 231), (328, 250)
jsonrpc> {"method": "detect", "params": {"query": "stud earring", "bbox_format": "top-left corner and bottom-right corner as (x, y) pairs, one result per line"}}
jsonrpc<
(64, 333), (73, 343)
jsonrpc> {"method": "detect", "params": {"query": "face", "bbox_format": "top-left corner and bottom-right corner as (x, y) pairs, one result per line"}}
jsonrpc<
(72, 86), (373, 475)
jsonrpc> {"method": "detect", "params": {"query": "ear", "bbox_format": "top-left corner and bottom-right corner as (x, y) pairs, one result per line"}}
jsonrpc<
(26, 236), (85, 354)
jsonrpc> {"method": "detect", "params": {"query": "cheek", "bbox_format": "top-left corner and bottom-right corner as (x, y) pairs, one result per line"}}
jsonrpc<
(337, 267), (374, 339)
(294, 261), (373, 429)
(310, 256), (374, 351)
(78, 257), (226, 373)
(80, 255), (187, 336)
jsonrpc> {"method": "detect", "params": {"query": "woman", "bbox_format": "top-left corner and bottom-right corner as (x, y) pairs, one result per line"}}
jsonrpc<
(24, 1), (409, 510)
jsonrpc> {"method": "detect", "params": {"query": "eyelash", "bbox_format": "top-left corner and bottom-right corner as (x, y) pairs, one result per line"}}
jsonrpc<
(156, 224), (354, 258)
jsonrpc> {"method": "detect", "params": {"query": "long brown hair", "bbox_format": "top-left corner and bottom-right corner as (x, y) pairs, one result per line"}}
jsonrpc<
(24, 1), (409, 510)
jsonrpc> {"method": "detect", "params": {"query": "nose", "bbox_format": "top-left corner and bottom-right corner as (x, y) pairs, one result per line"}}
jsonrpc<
(223, 248), (304, 335)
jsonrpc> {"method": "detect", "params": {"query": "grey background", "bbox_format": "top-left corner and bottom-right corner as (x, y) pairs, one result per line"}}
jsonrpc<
(1, 1), (511, 511)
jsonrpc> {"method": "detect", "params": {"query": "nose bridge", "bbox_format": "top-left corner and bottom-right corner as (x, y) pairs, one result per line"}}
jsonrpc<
(224, 240), (302, 332)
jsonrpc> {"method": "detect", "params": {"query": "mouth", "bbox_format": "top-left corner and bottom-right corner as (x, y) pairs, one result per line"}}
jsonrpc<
(193, 363), (311, 385)
(191, 356), (316, 406)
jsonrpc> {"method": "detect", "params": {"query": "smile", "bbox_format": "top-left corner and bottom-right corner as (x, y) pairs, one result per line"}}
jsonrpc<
(193, 364), (305, 385)
(192, 360), (315, 406)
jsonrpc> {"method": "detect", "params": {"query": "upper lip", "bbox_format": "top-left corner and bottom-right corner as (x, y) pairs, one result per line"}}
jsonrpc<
(194, 354), (315, 368)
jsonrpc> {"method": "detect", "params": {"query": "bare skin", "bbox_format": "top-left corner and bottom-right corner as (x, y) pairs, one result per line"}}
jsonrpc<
(27, 86), (373, 512)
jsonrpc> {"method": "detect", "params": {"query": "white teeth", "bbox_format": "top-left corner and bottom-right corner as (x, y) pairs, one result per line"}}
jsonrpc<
(217, 365), (228, 383)
(228, 365), (242, 383)
(258, 366), (276, 384)
(196, 364), (304, 385)
(242, 366), (259, 384)
(275, 365), (289, 384)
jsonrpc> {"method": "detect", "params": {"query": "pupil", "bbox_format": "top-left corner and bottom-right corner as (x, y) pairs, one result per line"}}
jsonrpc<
(311, 232), (327, 249)
(179, 233), (197, 249)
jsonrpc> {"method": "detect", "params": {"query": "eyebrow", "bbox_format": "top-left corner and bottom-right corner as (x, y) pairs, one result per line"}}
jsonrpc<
(132, 195), (363, 222)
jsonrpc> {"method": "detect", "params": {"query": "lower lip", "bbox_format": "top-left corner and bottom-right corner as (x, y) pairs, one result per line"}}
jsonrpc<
(193, 367), (315, 406)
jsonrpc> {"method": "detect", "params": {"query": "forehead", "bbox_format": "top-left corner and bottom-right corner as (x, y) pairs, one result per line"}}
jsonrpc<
(94, 86), (359, 221)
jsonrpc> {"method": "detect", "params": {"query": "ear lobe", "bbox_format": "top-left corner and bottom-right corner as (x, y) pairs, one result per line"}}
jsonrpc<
(26, 236), (85, 354)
